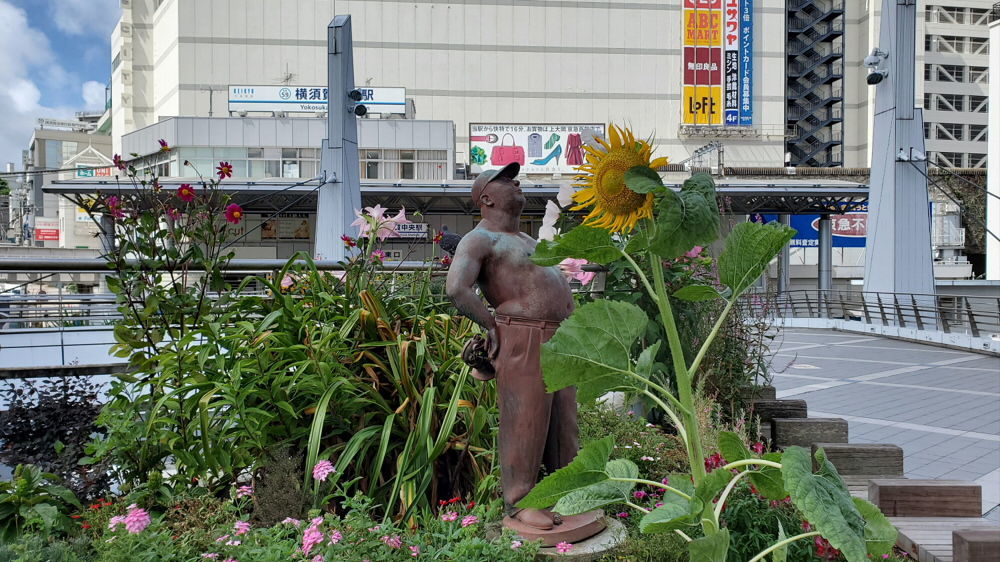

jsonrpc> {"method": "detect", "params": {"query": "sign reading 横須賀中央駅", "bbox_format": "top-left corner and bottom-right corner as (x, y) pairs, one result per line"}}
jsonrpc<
(227, 86), (406, 114)
(682, 0), (752, 127)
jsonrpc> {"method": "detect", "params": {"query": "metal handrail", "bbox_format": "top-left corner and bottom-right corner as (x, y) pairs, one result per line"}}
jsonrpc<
(752, 289), (1000, 339)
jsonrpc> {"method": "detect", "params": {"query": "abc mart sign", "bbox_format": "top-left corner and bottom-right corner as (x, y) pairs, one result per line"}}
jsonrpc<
(228, 85), (405, 114)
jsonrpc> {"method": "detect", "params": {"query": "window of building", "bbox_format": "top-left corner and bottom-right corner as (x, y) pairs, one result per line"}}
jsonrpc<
(935, 122), (964, 140)
(969, 95), (988, 113)
(935, 93), (965, 111)
(926, 6), (965, 24)
(968, 66), (988, 83)
(923, 122), (934, 139)
(968, 124), (987, 141)
(967, 153), (986, 168)
(935, 65), (964, 82)
(935, 152), (964, 167)
(359, 149), (447, 180)
(968, 37), (988, 55)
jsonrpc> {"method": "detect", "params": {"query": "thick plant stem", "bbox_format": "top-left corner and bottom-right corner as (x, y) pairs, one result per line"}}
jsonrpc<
(746, 531), (822, 562)
(648, 250), (706, 485)
(609, 477), (692, 501)
(619, 250), (659, 305)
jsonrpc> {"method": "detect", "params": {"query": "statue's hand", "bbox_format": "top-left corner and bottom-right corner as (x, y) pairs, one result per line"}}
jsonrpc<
(486, 327), (501, 360)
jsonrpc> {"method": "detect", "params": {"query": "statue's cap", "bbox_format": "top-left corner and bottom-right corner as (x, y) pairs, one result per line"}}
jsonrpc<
(471, 162), (519, 207)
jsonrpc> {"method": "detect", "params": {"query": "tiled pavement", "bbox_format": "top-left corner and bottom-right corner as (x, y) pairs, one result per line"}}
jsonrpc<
(767, 328), (1000, 519)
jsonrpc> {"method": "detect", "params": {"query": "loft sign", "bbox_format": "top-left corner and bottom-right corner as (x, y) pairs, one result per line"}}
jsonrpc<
(228, 85), (406, 114)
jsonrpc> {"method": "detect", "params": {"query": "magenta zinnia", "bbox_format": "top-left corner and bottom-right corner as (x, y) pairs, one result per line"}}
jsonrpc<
(217, 161), (233, 179)
(224, 203), (244, 224)
(177, 184), (196, 202)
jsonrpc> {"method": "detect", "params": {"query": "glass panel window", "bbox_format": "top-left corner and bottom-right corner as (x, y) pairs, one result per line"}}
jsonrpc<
(282, 148), (297, 159)
(248, 147), (264, 158)
(282, 161), (299, 178)
(936, 122), (963, 140)
(936, 94), (964, 111)
(968, 125), (986, 141)
(365, 161), (379, 179)
(400, 162), (415, 179)
(968, 66), (988, 83)
(970, 96), (988, 112)
(935, 65), (964, 82)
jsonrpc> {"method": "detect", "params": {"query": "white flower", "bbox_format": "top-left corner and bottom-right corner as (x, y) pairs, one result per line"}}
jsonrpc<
(557, 183), (576, 208)
(538, 200), (561, 242)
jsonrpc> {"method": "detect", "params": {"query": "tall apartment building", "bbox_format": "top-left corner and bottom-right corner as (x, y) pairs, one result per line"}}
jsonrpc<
(111, 0), (790, 170)
(787, 0), (991, 168)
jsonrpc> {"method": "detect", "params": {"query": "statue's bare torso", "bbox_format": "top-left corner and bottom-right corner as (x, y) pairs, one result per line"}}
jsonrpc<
(462, 228), (573, 321)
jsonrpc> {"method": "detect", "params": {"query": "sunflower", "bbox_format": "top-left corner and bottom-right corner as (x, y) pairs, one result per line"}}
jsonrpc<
(571, 125), (669, 233)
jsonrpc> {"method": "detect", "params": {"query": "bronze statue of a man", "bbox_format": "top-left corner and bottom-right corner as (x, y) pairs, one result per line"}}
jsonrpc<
(446, 162), (580, 532)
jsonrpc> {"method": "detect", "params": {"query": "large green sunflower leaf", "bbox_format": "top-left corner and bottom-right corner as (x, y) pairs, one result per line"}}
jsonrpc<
(718, 221), (796, 298)
(649, 173), (720, 259)
(639, 491), (700, 534)
(531, 225), (621, 266)
(540, 300), (648, 402)
(751, 452), (787, 501)
(852, 497), (897, 557)
(516, 436), (614, 509)
(624, 165), (665, 194)
(688, 529), (730, 562)
(553, 459), (638, 515)
(782, 447), (867, 562)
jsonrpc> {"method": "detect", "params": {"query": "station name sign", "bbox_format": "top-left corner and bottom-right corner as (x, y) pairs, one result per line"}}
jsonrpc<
(228, 86), (406, 114)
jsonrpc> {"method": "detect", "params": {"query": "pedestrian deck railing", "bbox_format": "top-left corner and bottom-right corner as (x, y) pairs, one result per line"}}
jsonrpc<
(753, 289), (1000, 339)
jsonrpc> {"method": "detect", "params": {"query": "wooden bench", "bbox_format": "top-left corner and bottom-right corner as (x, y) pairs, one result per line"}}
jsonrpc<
(869, 479), (982, 517)
(772, 417), (848, 449)
(812, 442), (904, 478)
(953, 529), (1000, 562)
(751, 399), (807, 422)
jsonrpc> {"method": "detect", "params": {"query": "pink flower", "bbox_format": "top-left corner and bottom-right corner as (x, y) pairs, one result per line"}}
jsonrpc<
(105, 195), (125, 220)
(217, 161), (233, 179)
(234, 521), (251, 535)
(158, 139), (170, 152)
(113, 154), (126, 170)
(555, 542), (573, 554)
(201, 554), (219, 559)
(301, 526), (325, 555)
(461, 515), (479, 528)
(640, 455), (655, 461)
(311, 517), (324, 527)
(224, 203), (244, 224)
(380, 535), (403, 549)
(177, 184), (196, 202)
(223, 559), (237, 562)
(751, 442), (765, 455)
(559, 258), (596, 285)
(440, 511), (458, 522)
(236, 485), (253, 498)
(616, 511), (630, 518)
(440, 255), (452, 266)
(329, 529), (342, 544)
(661, 476), (670, 486)
(108, 515), (125, 530)
(312, 556), (324, 562)
(166, 208), (181, 221)
(312, 460), (335, 482)
(281, 517), (302, 527)
(371, 249), (386, 262)
(409, 545), (420, 557)
(225, 540), (240, 546)
(655, 502), (664, 508)
(633, 491), (647, 500)
(684, 246), (703, 258)
(215, 534), (230, 543)
(117, 504), (150, 533)
(510, 540), (523, 550)
(341, 234), (357, 248)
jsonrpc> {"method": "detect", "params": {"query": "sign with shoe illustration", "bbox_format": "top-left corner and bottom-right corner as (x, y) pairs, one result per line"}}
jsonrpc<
(469, 123), (605, 175)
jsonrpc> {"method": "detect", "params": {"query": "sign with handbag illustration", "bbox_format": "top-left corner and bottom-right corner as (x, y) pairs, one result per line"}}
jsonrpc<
(470, 123), (606, 175)
(490, 133), (526, 166)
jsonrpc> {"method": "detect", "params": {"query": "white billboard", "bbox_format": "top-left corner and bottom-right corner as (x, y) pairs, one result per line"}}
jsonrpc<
(228, 85), (405, 114)
(469, 123), (605, 176)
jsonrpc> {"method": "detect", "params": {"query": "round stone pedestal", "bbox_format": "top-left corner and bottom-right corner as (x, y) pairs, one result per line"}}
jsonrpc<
(536, 517), (626, 561)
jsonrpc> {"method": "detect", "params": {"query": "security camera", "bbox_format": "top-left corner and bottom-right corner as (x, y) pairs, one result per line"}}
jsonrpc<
(863, 55), (882, 68)
(866, 69), (887, 86)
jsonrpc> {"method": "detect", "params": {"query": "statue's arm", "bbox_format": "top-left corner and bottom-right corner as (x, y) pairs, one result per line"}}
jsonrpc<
(445, 233), (500, 358)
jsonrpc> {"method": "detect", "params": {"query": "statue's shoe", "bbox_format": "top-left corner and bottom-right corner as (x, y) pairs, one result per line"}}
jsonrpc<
(513, 508), (555, 530)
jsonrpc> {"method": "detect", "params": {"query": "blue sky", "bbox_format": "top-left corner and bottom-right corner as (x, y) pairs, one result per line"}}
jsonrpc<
(0, 0), (120, 167)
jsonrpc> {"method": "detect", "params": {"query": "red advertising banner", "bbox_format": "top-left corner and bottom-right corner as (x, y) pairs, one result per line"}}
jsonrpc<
(683, 47), (722, 85)
(684, 0), (721, 8)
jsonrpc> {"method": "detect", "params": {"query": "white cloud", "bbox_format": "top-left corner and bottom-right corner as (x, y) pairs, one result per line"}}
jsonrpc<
(49, 0), (120, 37)
(81, 80), (107, 111)
(0, 1), (81, 167)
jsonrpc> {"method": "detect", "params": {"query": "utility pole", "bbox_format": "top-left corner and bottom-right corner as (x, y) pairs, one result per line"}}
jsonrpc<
(314, 15), (363, 262)
(863, 0), (935, 300)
